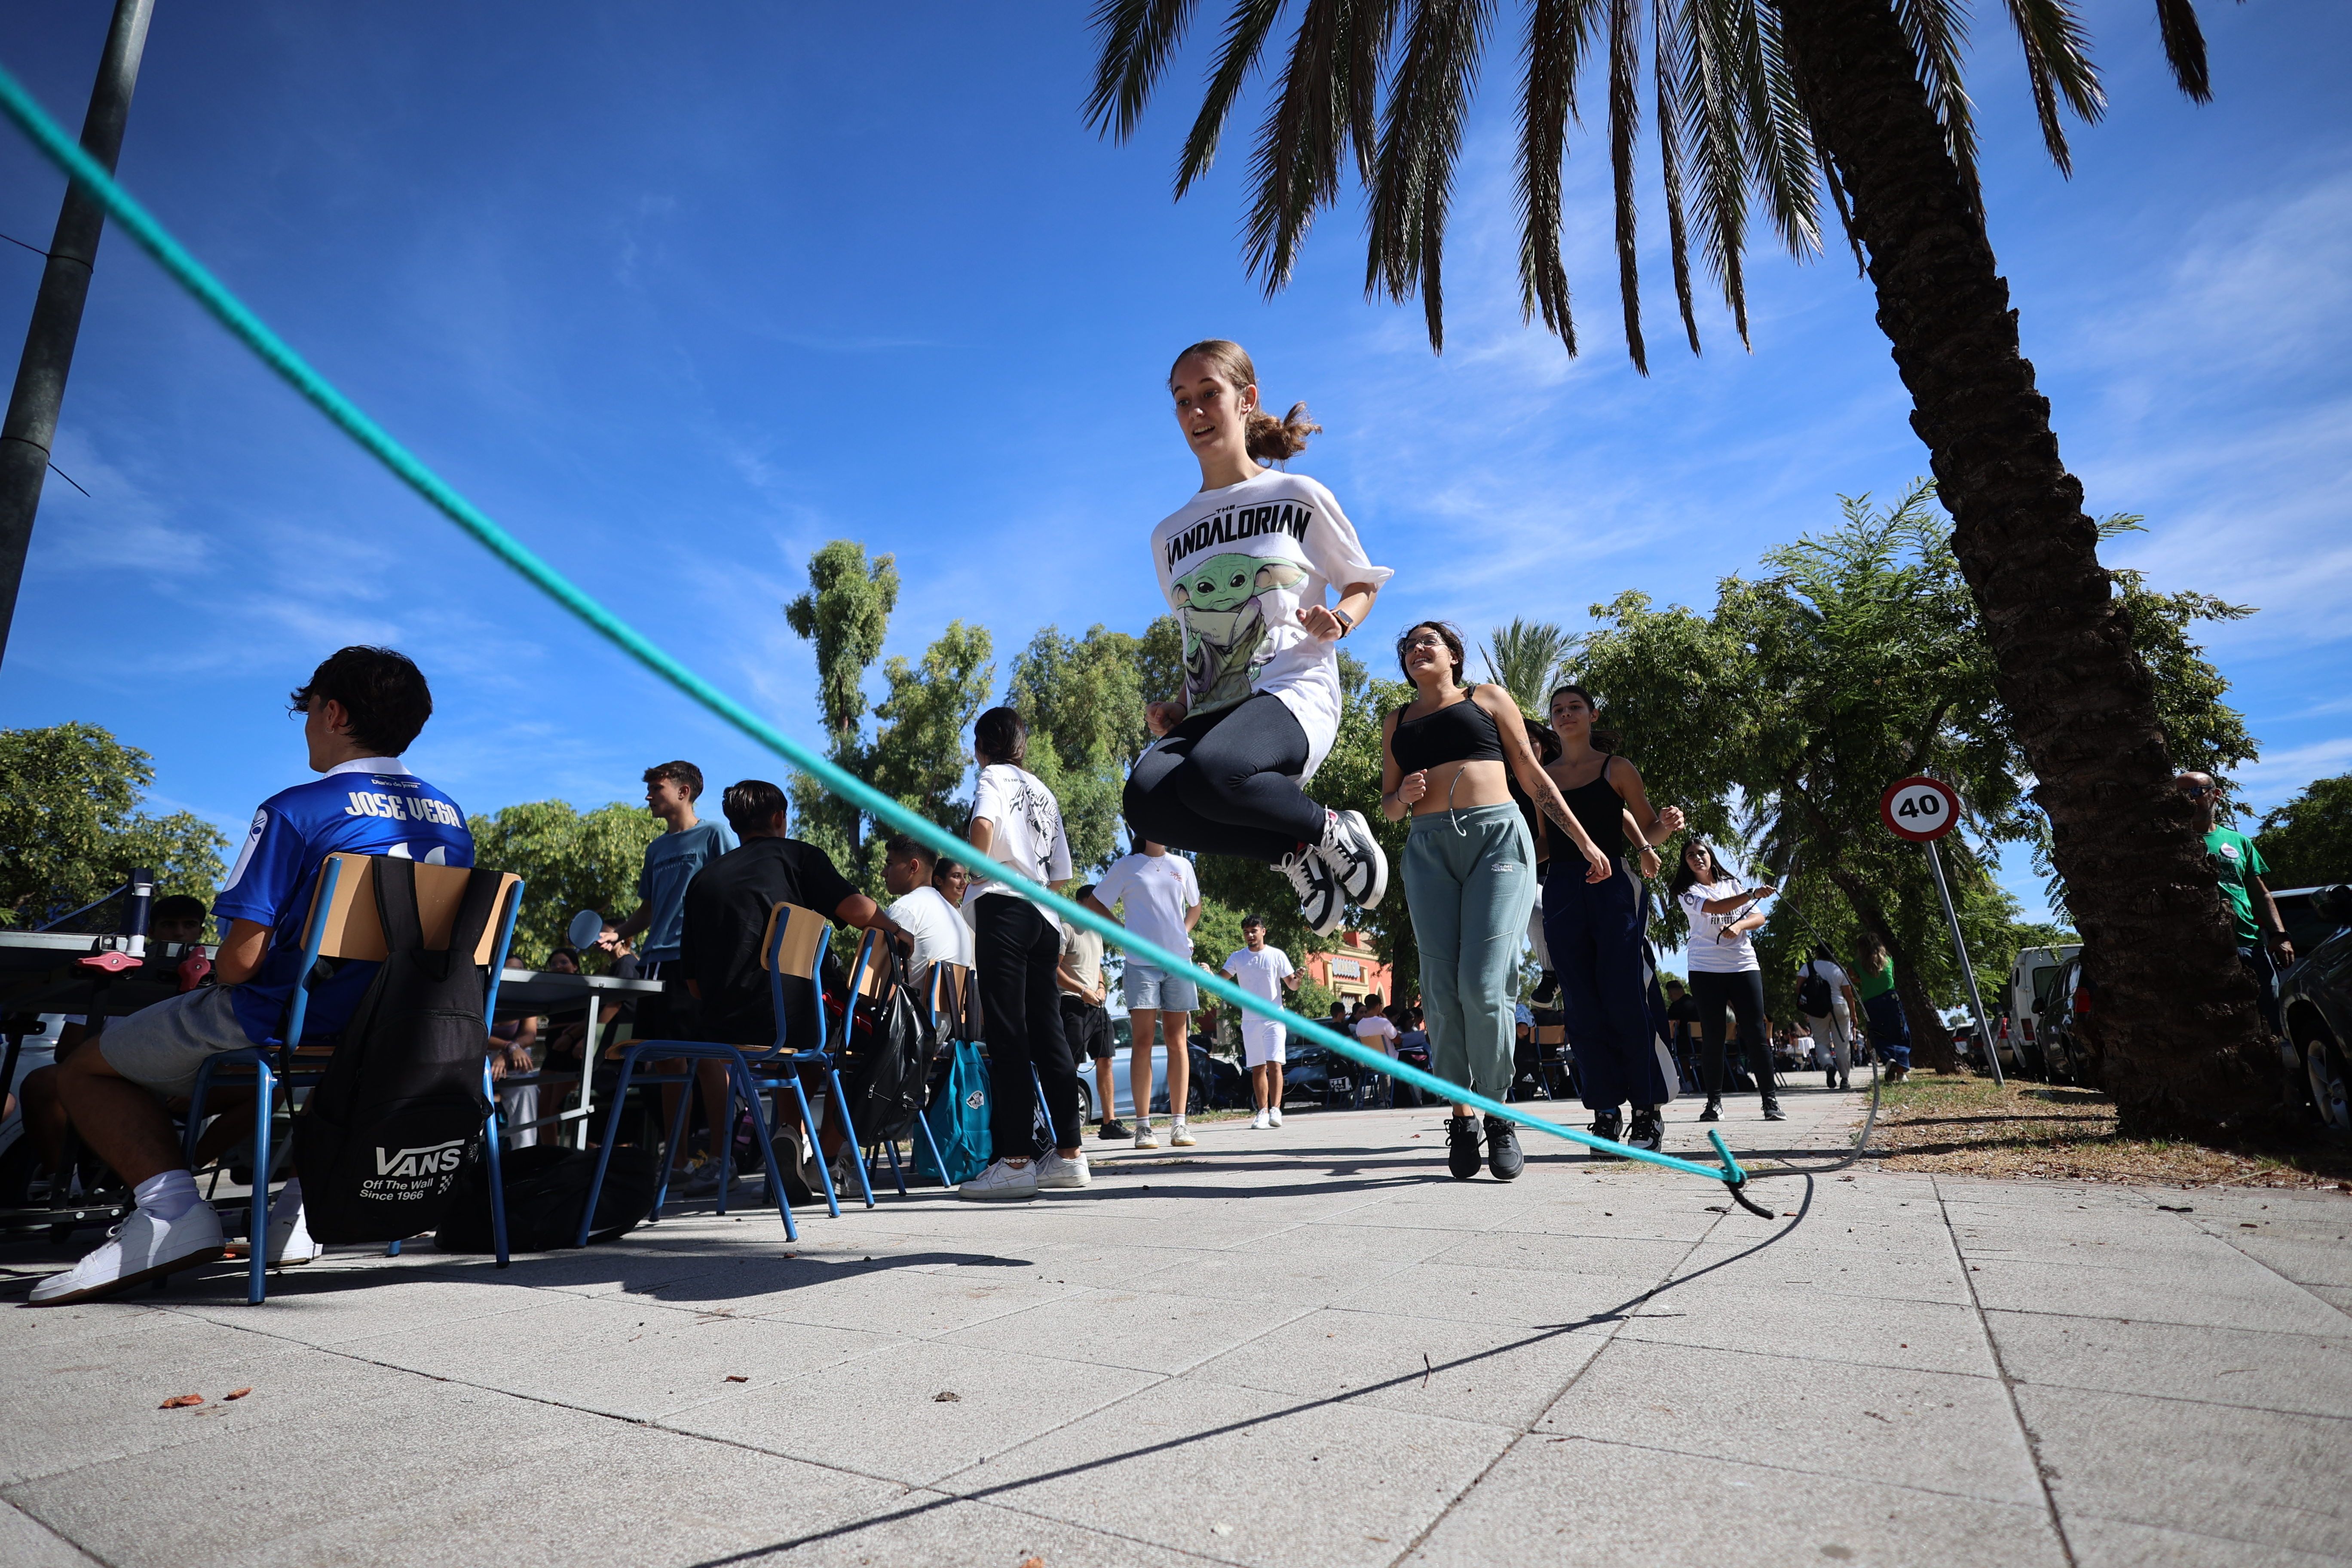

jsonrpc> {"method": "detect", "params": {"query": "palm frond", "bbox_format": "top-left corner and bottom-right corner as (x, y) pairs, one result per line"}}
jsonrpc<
(1608, 0), (1648, 373)
(1891, 0), (1981, 201)
(1651, 0), (1701, 352)
(1516, 0), (1599, 353)
(1368, 0), (1496, 352)
(1741, 1), (1823, 257)
(2153, 0), (2211, 103)
(2000, 0), (2105, 175)
(1676, 0), (1752, 346)
(1175, 0), (1290, 199)
(1085, 0), (1206, 141)
(1243, 0), (1354, 290)
(1481, 619), (1577, 714)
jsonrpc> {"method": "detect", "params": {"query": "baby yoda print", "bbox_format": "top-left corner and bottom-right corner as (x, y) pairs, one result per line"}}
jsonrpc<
(1170, 550), (1309, 714)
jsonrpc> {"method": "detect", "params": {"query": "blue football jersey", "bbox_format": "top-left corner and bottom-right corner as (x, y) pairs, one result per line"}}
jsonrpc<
(214, 760), (475, 1045)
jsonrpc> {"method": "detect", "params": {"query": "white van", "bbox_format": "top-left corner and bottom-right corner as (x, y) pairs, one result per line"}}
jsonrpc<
(2006, 944), (2081, 1075)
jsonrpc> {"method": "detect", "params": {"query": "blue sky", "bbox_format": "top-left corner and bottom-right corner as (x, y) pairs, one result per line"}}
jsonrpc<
(0, 1), (2344, 922)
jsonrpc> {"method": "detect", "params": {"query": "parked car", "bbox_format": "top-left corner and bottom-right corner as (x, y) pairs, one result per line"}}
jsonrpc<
(1280, 1043), (1357, 1108)
(2279, 885), (2352, 1139)
(2036, 955), (2096, 1087)
(2004, 943), (2080, 1080)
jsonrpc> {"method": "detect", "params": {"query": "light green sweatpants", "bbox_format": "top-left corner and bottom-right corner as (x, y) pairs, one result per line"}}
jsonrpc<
(1402, 802), (1540, 1103)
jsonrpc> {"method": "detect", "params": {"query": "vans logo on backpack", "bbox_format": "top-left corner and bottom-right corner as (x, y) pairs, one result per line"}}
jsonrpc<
(375, 1138), (469, 1178)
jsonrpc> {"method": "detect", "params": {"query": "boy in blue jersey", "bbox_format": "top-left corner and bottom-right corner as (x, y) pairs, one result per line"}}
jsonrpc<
(29, 647), (473, 1305)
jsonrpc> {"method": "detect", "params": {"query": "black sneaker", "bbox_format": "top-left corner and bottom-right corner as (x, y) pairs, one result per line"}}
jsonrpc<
(1098, 1118), (1130, 1142)
(1483, 1117), (1525, 1181)
(1315, 808), (1389, 909)
(1626, 1106), (1664, 1153)
(1762, 1099), (1788, 1121)
(1698, 1099), (1721, 1123)
(1589, 1108), (1623, 1158)
(1446, 1115), (1483, 1180)
(1278, 845), (1344, 936)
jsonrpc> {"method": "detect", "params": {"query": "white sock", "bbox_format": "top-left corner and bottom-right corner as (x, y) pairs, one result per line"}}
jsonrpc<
(134, 1169), (200, 1224)
(268, 1177), (304, 1225)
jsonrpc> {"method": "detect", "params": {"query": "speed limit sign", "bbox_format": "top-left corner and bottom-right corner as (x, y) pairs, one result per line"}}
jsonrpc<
(1881, 775), (1960, 842)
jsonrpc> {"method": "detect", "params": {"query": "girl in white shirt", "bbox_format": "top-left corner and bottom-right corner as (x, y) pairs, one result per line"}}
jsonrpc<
(1669, 839), (1782, 1122)
(959, 707), (1082, 1201)
(1126, 340), (1394, 939)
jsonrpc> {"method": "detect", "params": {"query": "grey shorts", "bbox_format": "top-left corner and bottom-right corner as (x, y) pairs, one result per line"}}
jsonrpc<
(1123, 962), (1199, 1013)
(98, 985), (259, 1098)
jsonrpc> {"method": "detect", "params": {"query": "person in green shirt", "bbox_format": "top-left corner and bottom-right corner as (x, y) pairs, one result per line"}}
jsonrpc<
(2178, 771), (2292, 1030)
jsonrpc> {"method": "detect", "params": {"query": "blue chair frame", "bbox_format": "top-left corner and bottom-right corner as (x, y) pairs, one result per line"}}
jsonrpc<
(734, 906), (878, 1218)
(183, 857), (523, 1304)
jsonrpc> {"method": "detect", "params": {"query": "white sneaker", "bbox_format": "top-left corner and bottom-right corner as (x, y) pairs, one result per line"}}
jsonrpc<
(1034, 1150), (1091, 1190)
(1170, 1121), (1197, 1148)
(1132, 1121), (1160, 1151)
(1250, 1109), (1271, 1130)
(30, 1203), (225, 1306)
(1268, 1106), (1284, 1127)
(1316, 808), (1389, 908)
(957, 1158), (1038, 1202)
(223, 1203), (322, 1267)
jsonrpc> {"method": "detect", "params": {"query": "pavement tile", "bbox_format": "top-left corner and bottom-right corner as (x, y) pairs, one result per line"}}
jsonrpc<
(2, 1363), (600, 1568)
(1531, 1338), (2037, 1505)
(340, 1290), (905, 1419)
(1420, 1228), (1696, 1279)
(954, 1374), (1514, 1568)
(1400, 1434), (2067, 1567)
(2015, 1383), (2352, 1559)
(900, 1237), (1226, 1291)
(1965, 1253), (2352, 1338)
(1182, 1305), (1614, 1428)
(658, 1335), (1163, 1487)
(1614, 1275), (2000, 1377)
(2066, 1513), (2352, 1568)
(0, 1501), (99, 1568)
(157, 1266), (564, 1344)
(1328, 1258), (1665, 1329)
(679, 1253), (1087, 1333)
(935, 1284), (1297, 1375)
(1985, 1308), (2352, 1417)
(2215, 1234), (2352, 1289)
(737, 1493), (1225, 1568)
(1138, 1222), (1454, 1307)
(1670, 1235), (1976, 1306)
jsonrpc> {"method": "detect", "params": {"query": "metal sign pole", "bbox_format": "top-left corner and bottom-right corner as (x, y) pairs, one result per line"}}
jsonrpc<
(1923, 837), (2002, 1085)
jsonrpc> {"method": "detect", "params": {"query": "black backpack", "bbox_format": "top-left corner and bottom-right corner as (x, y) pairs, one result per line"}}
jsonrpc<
(842, 943), (937, 1147)
(435, 1143), (657, 1252)
(1798, 962), (1833, 1018)
(293, 858), (504, 1244)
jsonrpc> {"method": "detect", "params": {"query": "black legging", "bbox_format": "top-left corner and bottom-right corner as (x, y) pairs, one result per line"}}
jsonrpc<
(974, 896), (1081, 1155)
(1689, 968), (1774, 1102)
(1123, 692), (1325, 864)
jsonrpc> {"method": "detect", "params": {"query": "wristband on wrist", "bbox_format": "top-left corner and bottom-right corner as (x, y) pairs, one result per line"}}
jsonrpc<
(1331, 606), (1356, 634)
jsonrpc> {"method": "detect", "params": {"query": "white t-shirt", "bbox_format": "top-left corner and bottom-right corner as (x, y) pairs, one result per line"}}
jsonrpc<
(968, 763), (1072, 905)
(1680, 877), (1761, 974)
(885, 885), (967, 982)
(1091, 851), (1200, 962)
(1151, 467), (1393, 781)
(1354, 1014), (1400, 1056)
(1222, 945), (1294, 1042)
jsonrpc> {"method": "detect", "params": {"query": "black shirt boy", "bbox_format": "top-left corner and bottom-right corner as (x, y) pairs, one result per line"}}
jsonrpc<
(680, 836), (859, 1046)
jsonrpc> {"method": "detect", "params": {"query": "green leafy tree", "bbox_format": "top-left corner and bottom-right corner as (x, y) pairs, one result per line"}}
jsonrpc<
(0, 724), (227, 932)
(2259, 777), (2352, 891)
(1087, 0), (2274, 1136)
(1008, 624), (1155, 872)
(467, 800), (662, 964)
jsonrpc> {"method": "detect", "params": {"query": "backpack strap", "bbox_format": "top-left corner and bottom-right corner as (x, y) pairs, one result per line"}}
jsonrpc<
(445, 865), (506, 972)
(373, 854), (426, 957)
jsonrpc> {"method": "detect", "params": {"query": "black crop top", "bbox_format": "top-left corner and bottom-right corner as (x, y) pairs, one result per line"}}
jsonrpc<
(1547, 756), (1628, 865)
(1392, 696), (1504, 775)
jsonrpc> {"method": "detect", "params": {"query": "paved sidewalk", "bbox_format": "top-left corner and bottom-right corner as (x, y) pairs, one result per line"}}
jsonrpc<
(4, 1084), (2348, 1567)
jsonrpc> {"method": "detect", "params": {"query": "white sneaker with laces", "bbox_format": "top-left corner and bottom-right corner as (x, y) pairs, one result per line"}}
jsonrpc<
(30, 1203), (225, 1306)
(1034, 1150), (1091, 1189)
(224, 1203), (322, 1266)
(1132, 1121), (1160, 1150)
(1268, 1106), (1284, 1127)
(957, 1158), (1039, 1202)
(1250, 1109), (1271, 1130)
(1170, 1121), (1197, 1148)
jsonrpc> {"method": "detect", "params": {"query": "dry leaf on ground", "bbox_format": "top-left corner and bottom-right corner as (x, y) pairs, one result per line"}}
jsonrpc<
(158, 1394), (202, 1409)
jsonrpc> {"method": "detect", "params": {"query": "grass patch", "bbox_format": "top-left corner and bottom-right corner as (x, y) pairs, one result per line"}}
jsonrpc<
(1859, 1074), (2352, 1188)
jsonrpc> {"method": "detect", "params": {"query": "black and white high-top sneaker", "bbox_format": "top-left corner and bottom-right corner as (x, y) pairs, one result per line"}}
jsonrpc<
(1626, 1106), (1665, 1153)
(1278, 845), (1344, 935)
(1314, 808), (1388, 908)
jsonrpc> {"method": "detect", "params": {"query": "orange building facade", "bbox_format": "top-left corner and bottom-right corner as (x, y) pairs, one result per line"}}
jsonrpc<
(1302, 929), (1396, 1010)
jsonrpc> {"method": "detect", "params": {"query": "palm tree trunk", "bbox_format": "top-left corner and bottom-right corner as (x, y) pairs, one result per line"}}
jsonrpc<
(1775, 0), (2283, 1138)
(1828, 867), (1955, 1073)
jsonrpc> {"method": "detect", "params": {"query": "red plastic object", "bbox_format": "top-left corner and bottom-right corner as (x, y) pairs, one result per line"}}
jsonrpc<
(77, 949), (143, 974)
(177, 951), (212, 992)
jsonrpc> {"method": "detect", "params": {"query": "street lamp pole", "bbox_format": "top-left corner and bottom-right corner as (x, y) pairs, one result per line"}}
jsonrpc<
(0, 0), (156, 668)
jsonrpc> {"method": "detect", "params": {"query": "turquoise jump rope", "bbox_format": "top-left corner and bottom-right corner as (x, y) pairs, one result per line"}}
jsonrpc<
(0, 60), (1766, 1216)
